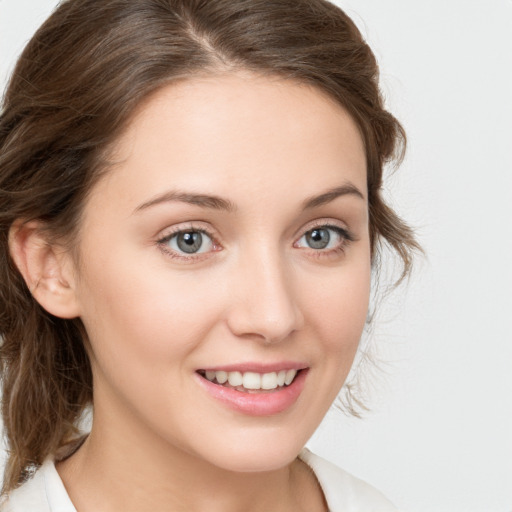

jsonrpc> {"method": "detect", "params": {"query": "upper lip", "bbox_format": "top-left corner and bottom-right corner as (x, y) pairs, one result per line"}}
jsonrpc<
(198, 362), (309, 373)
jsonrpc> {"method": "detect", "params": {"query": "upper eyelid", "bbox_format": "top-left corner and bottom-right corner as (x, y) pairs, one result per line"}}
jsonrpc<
(155, 218), (354, 246)
(157, 222), (218, 240)
(294, 218), (352, 239)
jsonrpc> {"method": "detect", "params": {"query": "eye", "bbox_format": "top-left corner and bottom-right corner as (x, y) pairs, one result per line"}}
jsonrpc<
(295, 225), (349, 251)
(162, 230), (214, 255)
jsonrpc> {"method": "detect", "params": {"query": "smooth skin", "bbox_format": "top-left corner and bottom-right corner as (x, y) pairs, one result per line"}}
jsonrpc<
(11, 72), (370, 512)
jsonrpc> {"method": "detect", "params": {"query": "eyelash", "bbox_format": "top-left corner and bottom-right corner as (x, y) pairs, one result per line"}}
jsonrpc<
(156, 222), (355, 262)
(294, 222), (355, 259)
(156, 224), (220, 262)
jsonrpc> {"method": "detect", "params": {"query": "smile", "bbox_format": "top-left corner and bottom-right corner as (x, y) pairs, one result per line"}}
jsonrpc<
(197, 369), (298, 393)
(195, 366), (308, 416)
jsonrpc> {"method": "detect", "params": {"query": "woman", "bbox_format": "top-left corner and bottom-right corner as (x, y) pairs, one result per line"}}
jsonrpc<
(0, 0), (418, 510)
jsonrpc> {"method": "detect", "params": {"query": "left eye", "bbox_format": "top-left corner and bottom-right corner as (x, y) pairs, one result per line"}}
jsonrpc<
(165, 230), (214, 254)
(296, 226), (345, 250)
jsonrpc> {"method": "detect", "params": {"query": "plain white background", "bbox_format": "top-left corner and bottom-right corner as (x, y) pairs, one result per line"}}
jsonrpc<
(1, 1), (511, 511)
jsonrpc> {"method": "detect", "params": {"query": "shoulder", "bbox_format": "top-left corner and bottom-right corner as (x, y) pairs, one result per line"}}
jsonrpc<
(1, 436), (85, 512)
(0, 459), (76, 512)
(299, 448), (400, 512)
(0, 465), (50, 512)
(2, 448), (399, 512)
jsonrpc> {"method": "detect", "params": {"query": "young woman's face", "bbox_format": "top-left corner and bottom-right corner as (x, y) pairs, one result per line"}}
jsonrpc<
(72, 73), (370, 472)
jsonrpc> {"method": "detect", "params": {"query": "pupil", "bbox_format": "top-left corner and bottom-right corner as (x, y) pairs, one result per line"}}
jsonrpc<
(177, 232), (202, 253)
(307, 228), (330, 249)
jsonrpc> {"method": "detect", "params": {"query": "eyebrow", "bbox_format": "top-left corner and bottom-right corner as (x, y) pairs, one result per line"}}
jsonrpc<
(133, 182), (365, 215)
(134, 191), (237, 213)
(302, 183), (366, 209)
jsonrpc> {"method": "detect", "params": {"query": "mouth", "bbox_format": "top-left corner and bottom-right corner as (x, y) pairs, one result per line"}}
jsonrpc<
(196, 368), (301, 394)
(195, 365), (309, 416)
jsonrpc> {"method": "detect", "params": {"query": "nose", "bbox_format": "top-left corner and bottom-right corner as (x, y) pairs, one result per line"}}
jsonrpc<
(225, 251), (304, 344)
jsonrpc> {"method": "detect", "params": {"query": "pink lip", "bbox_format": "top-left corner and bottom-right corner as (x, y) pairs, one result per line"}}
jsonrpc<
(195, 368), (309, 416)
(199, 361), (308, 373)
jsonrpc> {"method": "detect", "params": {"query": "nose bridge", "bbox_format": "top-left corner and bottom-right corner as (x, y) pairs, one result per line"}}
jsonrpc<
(227, 242), (303, 343)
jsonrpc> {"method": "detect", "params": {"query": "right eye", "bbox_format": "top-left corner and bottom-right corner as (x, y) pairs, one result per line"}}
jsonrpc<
(159, 229), (215, 255)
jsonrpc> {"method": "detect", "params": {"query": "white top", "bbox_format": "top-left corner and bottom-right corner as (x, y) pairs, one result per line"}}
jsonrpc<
(1, 448), (399, 512)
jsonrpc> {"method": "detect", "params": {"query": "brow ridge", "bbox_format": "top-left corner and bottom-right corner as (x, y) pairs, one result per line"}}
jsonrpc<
(302, 183), (365, 209)
(134, 182), (364, 215)
(134, 191), (237, 213)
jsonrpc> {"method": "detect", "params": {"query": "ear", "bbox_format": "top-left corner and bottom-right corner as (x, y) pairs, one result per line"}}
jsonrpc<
(8, 220), (81, 319)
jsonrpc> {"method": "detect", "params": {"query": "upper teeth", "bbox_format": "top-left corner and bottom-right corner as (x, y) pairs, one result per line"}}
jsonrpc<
(204, 370), (297, 390)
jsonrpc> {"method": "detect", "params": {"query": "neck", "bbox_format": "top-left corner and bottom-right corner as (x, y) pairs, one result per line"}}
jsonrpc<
(56, 401), (325, 512)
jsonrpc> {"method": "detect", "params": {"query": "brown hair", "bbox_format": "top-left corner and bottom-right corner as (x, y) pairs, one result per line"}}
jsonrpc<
(0, 0), (419, 494)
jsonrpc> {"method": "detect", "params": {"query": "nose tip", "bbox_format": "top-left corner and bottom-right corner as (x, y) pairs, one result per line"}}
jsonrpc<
(227, 296), (304, 344)
(226, 261), (304, 344)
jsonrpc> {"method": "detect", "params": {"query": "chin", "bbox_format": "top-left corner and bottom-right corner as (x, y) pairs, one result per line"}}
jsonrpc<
(188, 424), (312, 474)
(210, 449), (300, 474)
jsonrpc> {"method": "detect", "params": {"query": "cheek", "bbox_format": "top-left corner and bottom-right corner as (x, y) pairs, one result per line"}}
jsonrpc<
(307, 260), (371, 358)
(76, 252), (222, 373)
(75, 257), (227, 437)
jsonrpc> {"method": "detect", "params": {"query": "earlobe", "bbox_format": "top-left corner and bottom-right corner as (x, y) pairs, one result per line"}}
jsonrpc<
(8, 220), (81, 319)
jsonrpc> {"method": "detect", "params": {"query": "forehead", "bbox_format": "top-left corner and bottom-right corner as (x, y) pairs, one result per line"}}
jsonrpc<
(90, 72), (367, 214)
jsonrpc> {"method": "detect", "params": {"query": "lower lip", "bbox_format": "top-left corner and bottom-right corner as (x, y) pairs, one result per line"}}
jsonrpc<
(195, 370), (308, 416)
